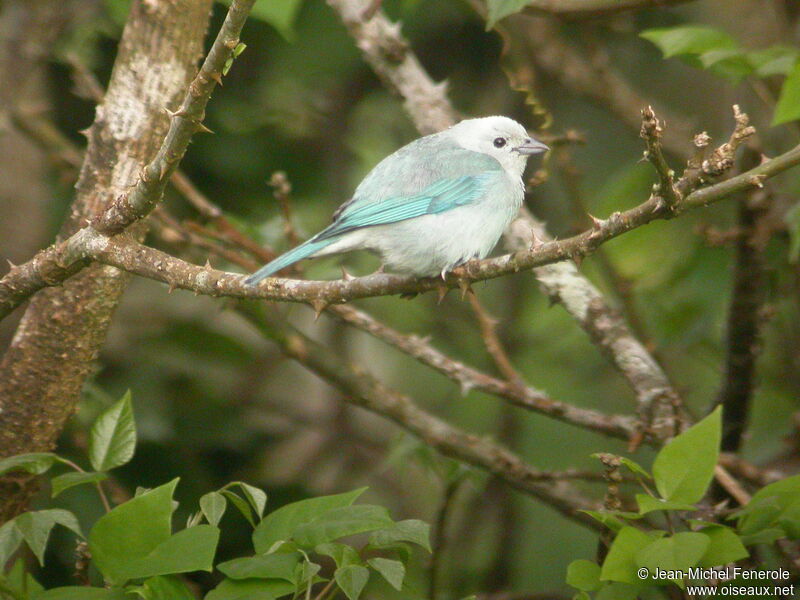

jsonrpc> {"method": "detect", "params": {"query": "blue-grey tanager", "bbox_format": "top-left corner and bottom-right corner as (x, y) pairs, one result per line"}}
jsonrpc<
(245, 116), (547, 285)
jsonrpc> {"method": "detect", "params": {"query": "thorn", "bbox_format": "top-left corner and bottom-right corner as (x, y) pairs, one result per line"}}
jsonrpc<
(195, 121), (214, 134)
(627, 430), (645, 453)
(573, 254), (584, 268)
(6, 259), (16, 269)
(748, 174), (766, 188)
(204, 259), (213, 271)
(210, 71), (223, 87)
(159, 161), (169, 180)
(340, 266), (355, 281)
(309, 299), (328, 320)
(78, 126), (92, 138)
(457, 278), (472, 300)
(164, 107), (189, 119)
(167, 280), (177, 294)
(458, 378), (476, 397)
(587, 214), (603, 230)
(436, 282), (449, 305)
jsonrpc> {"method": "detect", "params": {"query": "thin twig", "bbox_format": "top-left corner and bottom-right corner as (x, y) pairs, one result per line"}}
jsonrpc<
(236, 301), (605, 530)
(713, 464), (751, 506)
(467, 292), (526, 389)
(270, 171), (301, 249)
(431, 477), (463, 600)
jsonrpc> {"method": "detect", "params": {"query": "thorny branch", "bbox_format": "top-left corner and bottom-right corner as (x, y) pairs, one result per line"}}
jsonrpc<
(0, 0), (257, 317)
(4, 134), (787, 320)
(236, 301), (605, 530)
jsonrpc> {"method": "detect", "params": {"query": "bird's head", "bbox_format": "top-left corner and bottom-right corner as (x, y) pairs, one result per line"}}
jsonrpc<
(446, 116), (548, 178)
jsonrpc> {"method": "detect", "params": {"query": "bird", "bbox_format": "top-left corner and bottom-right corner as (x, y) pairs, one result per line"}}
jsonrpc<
(244, 116), (548, 285)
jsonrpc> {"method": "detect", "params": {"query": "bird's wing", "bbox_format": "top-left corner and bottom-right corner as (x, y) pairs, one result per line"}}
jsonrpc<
(316, 172), (495, 241)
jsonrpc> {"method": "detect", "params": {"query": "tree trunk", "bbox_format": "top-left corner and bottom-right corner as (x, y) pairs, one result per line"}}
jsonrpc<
(0, 0), (214, 522)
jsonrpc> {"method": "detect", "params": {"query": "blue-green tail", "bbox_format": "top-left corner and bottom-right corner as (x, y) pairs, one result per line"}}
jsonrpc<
(244, 237), (335, 285)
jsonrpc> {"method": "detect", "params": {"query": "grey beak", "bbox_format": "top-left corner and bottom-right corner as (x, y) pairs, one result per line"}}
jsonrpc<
(514, 138), (549, 155)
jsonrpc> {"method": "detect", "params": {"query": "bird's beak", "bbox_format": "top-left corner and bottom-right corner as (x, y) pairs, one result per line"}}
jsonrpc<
(514, 138), (549, 155)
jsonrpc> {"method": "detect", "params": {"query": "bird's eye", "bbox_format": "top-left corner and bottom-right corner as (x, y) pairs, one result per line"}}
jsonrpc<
(493, 137), (506, 148)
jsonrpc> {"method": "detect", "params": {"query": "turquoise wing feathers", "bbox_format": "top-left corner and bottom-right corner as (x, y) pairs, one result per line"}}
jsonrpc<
(244, 172), (497, 284)
(317, 173), (492, 240)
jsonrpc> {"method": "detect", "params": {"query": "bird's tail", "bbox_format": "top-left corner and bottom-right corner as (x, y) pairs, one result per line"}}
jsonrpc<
(244, 237), (335, 285)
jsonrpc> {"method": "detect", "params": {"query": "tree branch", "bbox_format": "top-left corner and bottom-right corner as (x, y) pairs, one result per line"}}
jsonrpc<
(236, 301), (604, 530)
(0, 0), (256, 320)
(92, 0), (256, 235)
(0, 0), (220, 521)
(2, 136), (797, 321)
(715, 161), (770, 453)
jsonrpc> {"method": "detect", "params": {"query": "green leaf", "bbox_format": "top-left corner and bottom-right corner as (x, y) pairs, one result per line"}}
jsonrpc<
(253, 488), (366, 553)
(640, 26), (736, 59)
(293, 505), (394, 549)
(695, 526), (748, 567)
(223, 490), (256, 527)
(119, 524), (220, 581)
(367, 558), (404, 590)
(773, 59), (800, 125)
(735, 474), (800, 538)
(204, 578), (295, 600)
(652, 406), (721, 503)
(699, 49), (753, 82)
(748, 46), (800, 77)
(7, 558), (44, 595)
(485, 0), (530, 28)
(335, 565), (369, 600)
(89, 391), (136, 472)
(200, 492), (227, 527)
(52, 471), (109, 498)
(566, 559), (602, 592)
(0, 452), (59, 477)
(218, 0), (304, 41)
(740, 528), (785, 546)
(636, 494), (696, 515)
(600, 526), (653, 584)
(315, 542), (362, 569)
(294, 560), (321, 587)
(594, 582), (641, 600)
(368, 519), (431, 552)
(636, 532), (710, 579)
(581, 510), (641, 533)
(34, 588), (131, 599)
(618, 457), (651, 480)
(15, 509), (83, 566)
(217, 552), (300, 581)
(133, 575), (196, 600)
(0, 520), (23, 566)
(224, 482), (267, 520)
(89, 479), (177, 584)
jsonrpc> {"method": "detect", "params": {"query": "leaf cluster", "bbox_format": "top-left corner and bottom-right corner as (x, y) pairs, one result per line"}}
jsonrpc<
(0, 393), (431, 600)
(565, 407), (800, 599)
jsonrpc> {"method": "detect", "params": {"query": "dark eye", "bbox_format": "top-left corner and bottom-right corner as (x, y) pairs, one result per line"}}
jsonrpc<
(493, 137), (506, 148)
